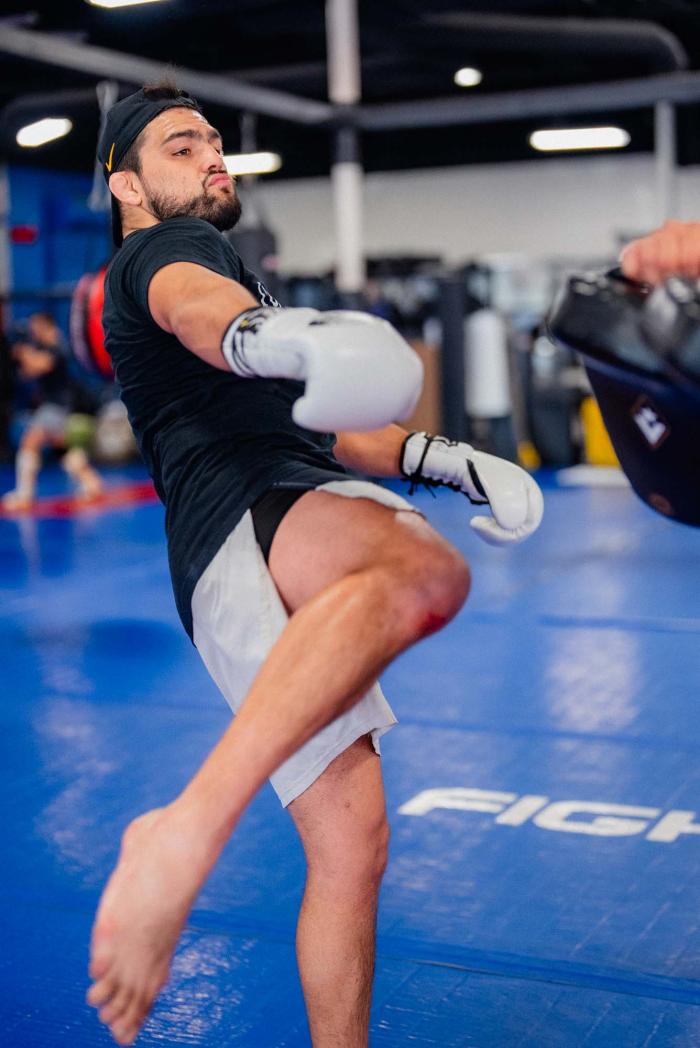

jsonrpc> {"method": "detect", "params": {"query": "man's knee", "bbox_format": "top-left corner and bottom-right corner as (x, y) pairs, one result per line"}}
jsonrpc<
(308, 814), (390, 897)
(385, 533), (471, 640)
(366, 816), (390, 884)
(351, 816), (389, 890)
(419, 542), (471, 628)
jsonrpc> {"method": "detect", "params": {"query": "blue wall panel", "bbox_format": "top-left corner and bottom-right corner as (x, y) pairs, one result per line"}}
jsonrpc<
(8, 165), (112, 335)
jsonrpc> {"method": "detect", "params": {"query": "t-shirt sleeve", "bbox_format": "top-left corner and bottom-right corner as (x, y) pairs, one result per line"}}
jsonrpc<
(238, 263), (282, 309)
(123, 220), (237, 319)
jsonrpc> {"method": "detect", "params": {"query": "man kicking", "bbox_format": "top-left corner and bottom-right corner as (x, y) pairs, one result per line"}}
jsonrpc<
(87, 82), (543, 1046)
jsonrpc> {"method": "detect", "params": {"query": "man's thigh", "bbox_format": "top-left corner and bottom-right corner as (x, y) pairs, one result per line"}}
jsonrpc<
(268, 488), (459, 614)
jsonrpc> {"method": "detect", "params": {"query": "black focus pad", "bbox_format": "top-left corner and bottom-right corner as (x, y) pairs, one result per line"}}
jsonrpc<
(548, 269), (700, 527)
(585, 364), (700, 526)
(641, 279), (700, 395)
(547, 268), (663, 378)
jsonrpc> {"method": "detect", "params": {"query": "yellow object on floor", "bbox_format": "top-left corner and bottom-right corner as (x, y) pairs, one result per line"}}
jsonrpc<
(518, 440), (541, 471)
(581, 395), (619, 466)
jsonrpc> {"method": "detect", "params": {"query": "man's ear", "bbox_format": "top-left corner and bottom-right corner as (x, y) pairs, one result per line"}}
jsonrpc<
(108, 170), (142, 207)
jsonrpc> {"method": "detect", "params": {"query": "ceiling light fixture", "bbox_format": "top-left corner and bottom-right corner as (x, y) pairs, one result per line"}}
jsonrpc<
(454, 67), (483, 88)
(16, 117), (73, 148)
(86, 0), (168, 9)
(529, 127), (631, 152)
(224, 152), (282, 176)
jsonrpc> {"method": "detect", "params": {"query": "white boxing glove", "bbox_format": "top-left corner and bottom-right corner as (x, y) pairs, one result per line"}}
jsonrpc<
(221, 306), (423, 432)
(400, 431), (544, 546)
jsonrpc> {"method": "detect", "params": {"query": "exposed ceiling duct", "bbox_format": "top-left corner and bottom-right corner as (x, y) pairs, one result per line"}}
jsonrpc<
(0, 5), (697, 176)
(356, 70), (700, 132)
(0, 13), (690, 136)
(423, 12), (688, 73)
(0, 22), (333, 127)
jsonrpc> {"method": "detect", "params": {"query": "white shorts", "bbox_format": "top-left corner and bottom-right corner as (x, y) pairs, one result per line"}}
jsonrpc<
(28, 403), (69, 438)
(191, 479), (418, 807)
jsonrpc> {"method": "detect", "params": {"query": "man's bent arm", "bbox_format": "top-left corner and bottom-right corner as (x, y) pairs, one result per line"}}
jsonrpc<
(334, 425), (408, 477)
(148, 261), (258, 370)
(147, 265), (424, 432)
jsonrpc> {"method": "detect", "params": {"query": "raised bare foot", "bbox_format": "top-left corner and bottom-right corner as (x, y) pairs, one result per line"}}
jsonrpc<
(86, 805), (215, 1045)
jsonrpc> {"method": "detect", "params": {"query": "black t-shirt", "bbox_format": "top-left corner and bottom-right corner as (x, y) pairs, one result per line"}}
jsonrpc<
(103, 217), (351, 639)
(36, 343), (72, 408)
(10, 330), (72, 410)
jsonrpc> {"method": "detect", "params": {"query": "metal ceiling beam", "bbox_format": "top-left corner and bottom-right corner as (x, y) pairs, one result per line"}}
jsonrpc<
(424, 13), (688, 73)
(356, 71), (700, 132)
(0, 23), (333, 127)
(3, 18), (700, 137)
(225, 54), (401, 87)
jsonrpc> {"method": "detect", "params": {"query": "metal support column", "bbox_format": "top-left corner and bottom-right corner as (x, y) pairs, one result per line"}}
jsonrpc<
(326, 0), (365, 301)
(654, 100), (677, 225)
(437, 277), (469, 442)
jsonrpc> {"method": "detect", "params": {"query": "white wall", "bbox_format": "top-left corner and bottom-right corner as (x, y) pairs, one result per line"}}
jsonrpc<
(253, 154), (700, 274)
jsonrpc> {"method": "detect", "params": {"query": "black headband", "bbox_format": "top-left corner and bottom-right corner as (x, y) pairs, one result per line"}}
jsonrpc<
(97, 87), (200, 184)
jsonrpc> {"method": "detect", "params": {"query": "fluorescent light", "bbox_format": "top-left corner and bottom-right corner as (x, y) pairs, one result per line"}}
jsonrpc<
(86, 0), (167, 7)
(224, 151), (282, 176)
(529, 127), (631, 152)
(454, 67), (482, 88)
(16, 117), (73, 148)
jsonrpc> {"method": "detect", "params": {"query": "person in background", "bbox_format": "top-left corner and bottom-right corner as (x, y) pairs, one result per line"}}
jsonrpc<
(362, 278), (399, 325)
(2, 312), (103, 510)
(0, 320), (13, 463)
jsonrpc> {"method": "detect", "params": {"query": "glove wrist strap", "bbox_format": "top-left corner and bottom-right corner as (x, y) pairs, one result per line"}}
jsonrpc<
(400, 431), (445, 496)
(400, 431), (489, 504)
(221, 306), (275, 375)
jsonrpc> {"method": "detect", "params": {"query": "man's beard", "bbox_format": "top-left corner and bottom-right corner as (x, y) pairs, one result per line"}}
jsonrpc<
(144, 180), (242, 231)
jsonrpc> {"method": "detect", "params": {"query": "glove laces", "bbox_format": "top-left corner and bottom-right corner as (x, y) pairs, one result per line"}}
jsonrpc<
(399, 433), (489, 503)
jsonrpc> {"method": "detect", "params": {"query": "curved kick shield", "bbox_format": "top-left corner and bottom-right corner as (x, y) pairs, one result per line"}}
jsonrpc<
(548, 270), (700, 527)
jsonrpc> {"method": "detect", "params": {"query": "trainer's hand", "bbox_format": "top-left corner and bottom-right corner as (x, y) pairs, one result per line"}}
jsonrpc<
(400, 432), (544, 545)
(620, 221), (700, 286)
(222, 307), (423, 432)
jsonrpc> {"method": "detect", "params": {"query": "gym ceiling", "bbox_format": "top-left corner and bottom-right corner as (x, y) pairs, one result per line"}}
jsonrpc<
(2, 0), (700, 180)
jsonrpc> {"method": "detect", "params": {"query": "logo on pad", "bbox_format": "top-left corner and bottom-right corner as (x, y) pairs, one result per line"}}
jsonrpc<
(631, 396), (670, 449)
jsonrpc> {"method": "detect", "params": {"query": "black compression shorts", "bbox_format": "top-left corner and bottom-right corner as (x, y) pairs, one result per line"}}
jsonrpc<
(250, 487), (310, 563)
